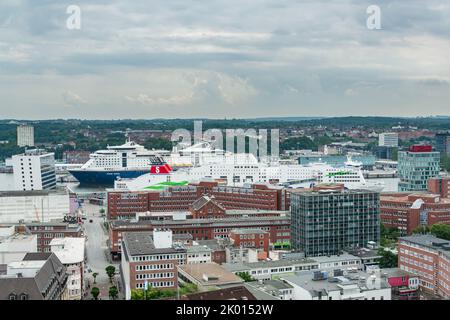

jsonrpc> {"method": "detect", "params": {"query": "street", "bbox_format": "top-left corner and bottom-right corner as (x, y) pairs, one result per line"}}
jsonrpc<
(81, 202), (119, 300)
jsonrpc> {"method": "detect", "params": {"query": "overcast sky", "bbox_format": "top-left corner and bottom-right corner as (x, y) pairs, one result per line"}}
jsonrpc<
(1, 0), (450, 119)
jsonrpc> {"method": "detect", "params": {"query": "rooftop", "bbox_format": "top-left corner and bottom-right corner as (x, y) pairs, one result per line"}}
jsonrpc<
(183, 285), (257, 300)
(178, 263), (244, 287)
(282, 270), (390, 295)
(49, 237), (85, 264)
(122, 232), (186, 257)
(230, 228), (268, 235)
(223, 258), (318, 272)
(399, 235), (450, 256)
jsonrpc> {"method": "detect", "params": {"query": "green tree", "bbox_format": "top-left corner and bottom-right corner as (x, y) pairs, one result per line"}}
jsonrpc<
(391, 147), (398, 161)
(105, 265), (116, 284)
(236, 272), (255, 282)
(99, 208), (105, 214)
(130, 289), (144, 300)
(412, 225), (431, 235)
(430, 224), (450, 241)
(109, 286), (119, 300)
(92, 272), (99, 284)
(144, 137), (173, 151)
(378, 248), (398, 268)
(441, 155), (450, 172)
(91, 287), (100, 300)
(281, 136), (317, 151)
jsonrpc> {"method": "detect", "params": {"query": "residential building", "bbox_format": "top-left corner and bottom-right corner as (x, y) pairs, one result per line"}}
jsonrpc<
(195, 239), (227, 264)
(0, 190), (70, 223)
(177, 262), (244, 292)
(50, 237), (86, 300)
(0, 225), (37, 264)
(0, 252), (68, 300)
(17, 125), (34, 147)
(12, 149), (56, 191)
(290, 187), (380, 257)
(121, 229), (187, 300)
(186, 245), (212, 264)
(380, 192), (450, 235)
(379, 132), (399, 147)
(398, 235), (450, 299)
(398, 145), (440, 192)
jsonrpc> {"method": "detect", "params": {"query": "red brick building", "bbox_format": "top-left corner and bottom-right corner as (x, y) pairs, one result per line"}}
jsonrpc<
(229, 229), (270, 253)
(121, 230), (187, 299)
(109, 213), (290, 259)
(25, 221), (83, 253)
(398, 235), (450, 299)
(107, 182), (288, 220)
(428, 176), (450, 198)
(380, 192), (450, 235)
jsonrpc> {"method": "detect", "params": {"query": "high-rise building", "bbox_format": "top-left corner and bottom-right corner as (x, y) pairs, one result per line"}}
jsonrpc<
(290, 187), (380, 257)
(398, 145), (440, 192)
(435, 132), (450, 156)
(12, 149), (56, 191)
(17, 125), (34, 147)
(379, 132), (399, 147)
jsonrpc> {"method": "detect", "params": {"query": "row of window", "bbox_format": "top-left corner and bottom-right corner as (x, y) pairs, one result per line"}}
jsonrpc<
(136, 272), (174, 280)
(135, 264), (174, 271)
(135, 281), (174, 289)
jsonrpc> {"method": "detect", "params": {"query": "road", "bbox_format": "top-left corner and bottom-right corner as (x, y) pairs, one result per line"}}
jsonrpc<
(81, 202), (118, 299)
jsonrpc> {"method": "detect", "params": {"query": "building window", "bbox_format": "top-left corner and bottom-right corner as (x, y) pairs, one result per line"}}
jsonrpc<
(9, 293), (17, 300)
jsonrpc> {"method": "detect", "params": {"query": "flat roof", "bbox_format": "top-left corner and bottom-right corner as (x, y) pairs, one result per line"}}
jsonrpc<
(230, 228), (268, 235)
(0, 189), (67, 197)
(49, 237), (85, 264)
(282, 270), (390, 294)
(223, 258), (318, 272)
(122, 232), (186, 256)
(399, 235), (450, 256)
(178, 263), (243, 286)
(312, 253), (361, 263)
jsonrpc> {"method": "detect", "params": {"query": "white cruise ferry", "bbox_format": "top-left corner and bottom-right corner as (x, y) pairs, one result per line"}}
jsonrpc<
(68, 140), (257, 185)
(114, 154), (384, 192)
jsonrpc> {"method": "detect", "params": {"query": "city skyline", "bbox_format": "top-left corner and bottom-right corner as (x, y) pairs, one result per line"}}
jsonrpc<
(1, 1), (450, 119)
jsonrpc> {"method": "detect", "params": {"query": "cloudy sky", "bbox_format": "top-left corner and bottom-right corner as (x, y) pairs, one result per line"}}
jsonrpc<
(1, 0), (450, 119)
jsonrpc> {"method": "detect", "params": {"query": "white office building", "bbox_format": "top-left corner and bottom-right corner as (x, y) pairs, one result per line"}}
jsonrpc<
(12, 149), (56, 191)
(0, 190), (69, 223)
(378, 133), (399, 147)
(281, 268), (391, 300)
(50, 237), (86, 300)
(17, 125), (34, 147)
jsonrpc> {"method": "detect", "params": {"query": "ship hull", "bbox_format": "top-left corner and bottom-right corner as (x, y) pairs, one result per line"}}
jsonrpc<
(68, 169), (149, 186)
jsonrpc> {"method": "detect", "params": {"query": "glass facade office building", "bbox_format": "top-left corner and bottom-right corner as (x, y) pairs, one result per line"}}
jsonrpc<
(290, 189), (380, 257)
(398, 150), (440, 192)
